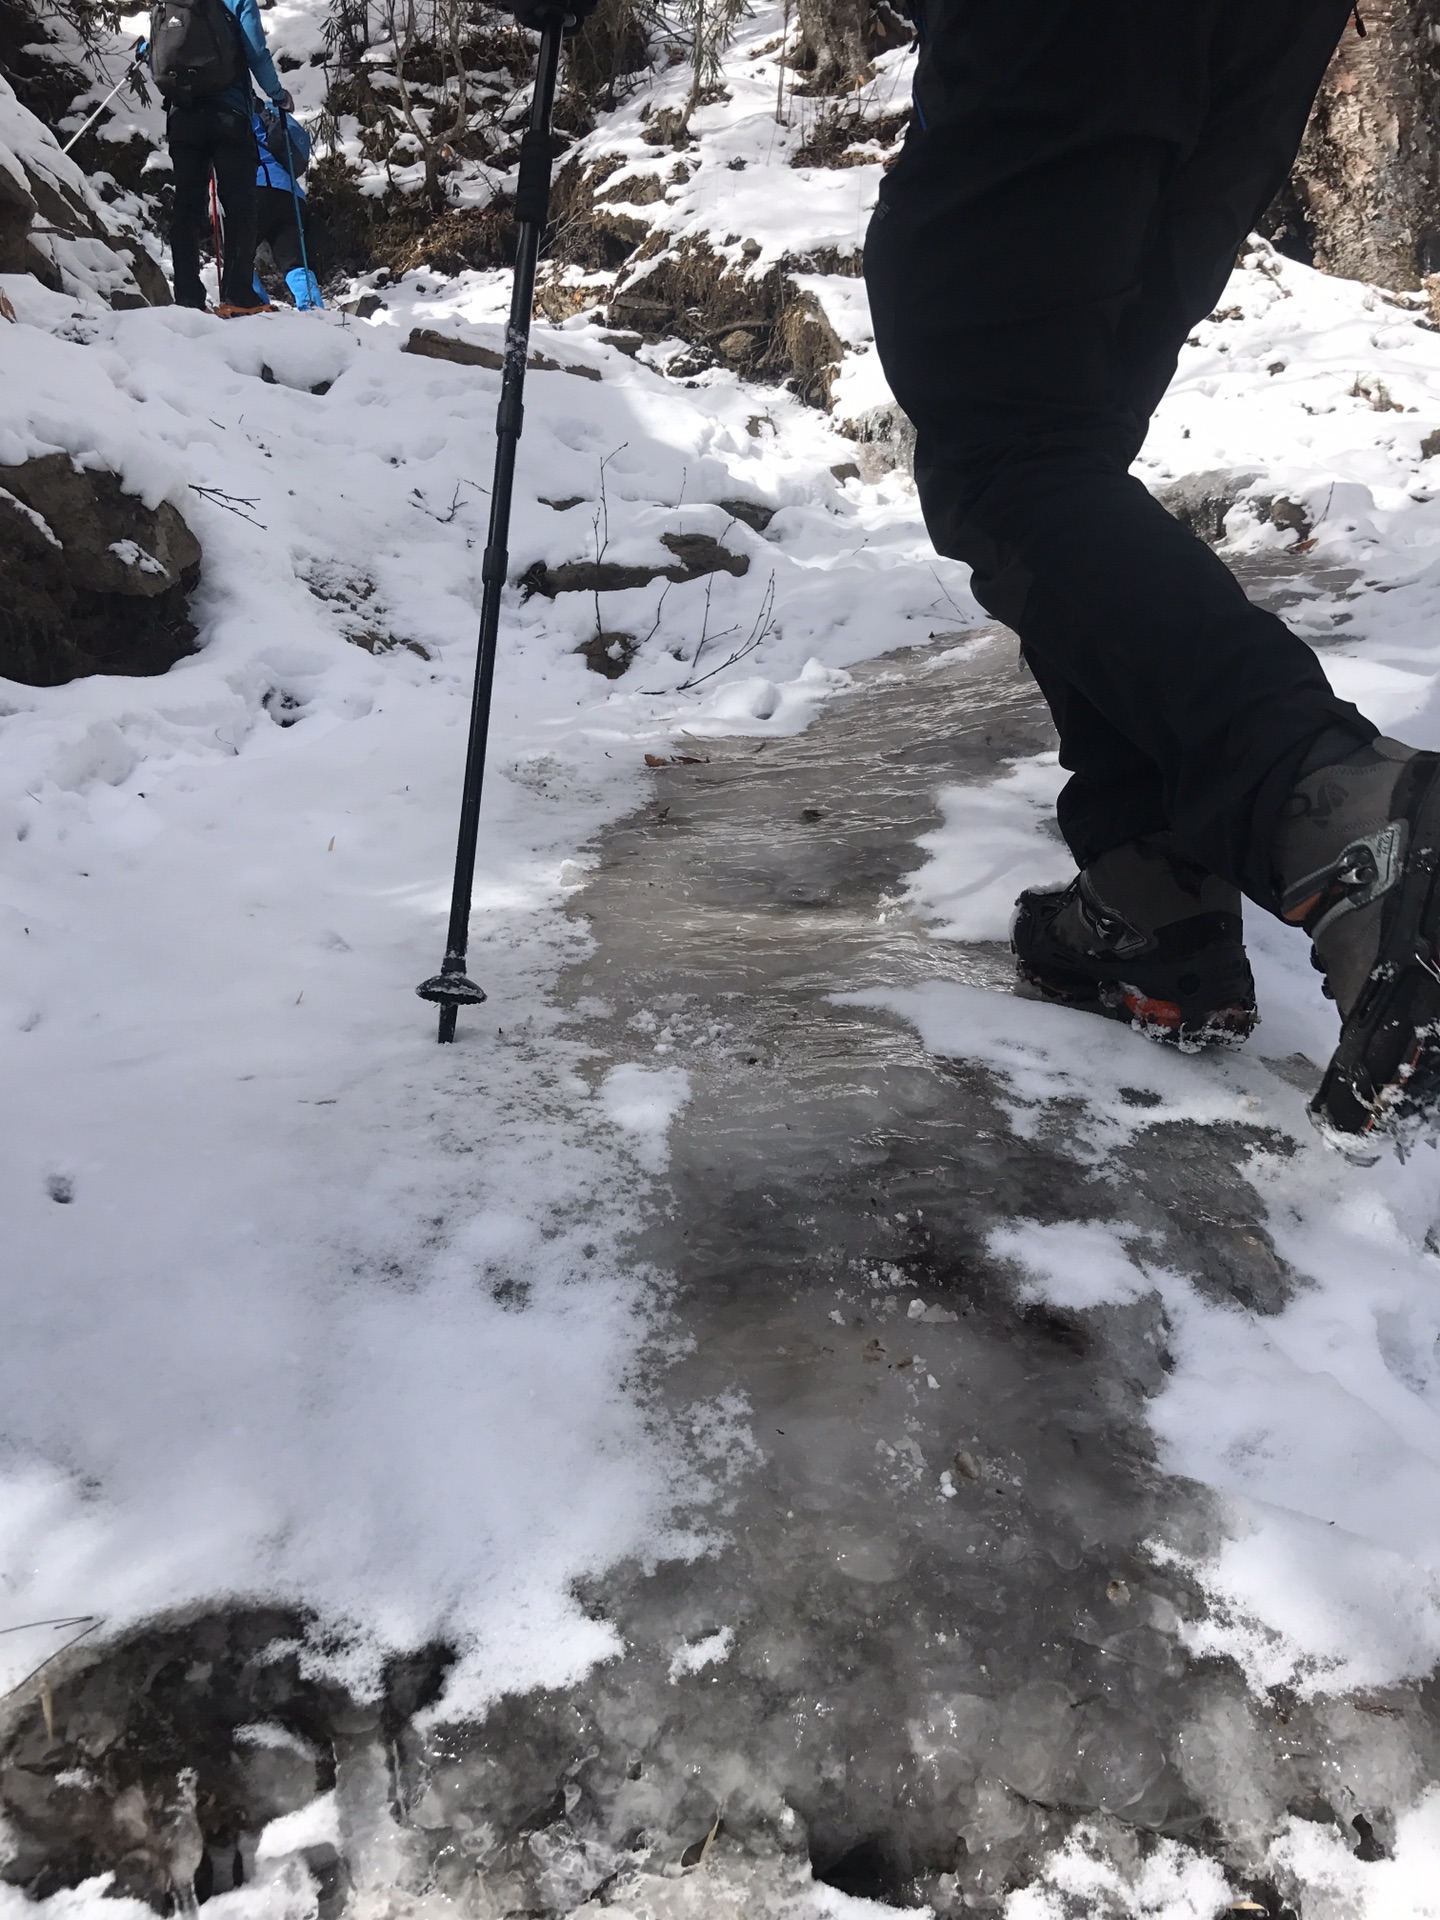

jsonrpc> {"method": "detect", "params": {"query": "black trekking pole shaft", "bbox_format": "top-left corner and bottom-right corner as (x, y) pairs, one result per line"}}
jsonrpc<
(417, 11), (565, 1043)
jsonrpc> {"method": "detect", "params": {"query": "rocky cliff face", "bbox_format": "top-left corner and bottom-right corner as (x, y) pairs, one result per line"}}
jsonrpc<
(0, 74), (167, 309)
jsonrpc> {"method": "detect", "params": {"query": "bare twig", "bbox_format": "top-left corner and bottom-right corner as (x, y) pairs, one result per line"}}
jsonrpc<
(674, 572), (777, 691)
(0, 1615), (103, 1705)
(188, 484), (267, 529)
(590, 442), (628, 642)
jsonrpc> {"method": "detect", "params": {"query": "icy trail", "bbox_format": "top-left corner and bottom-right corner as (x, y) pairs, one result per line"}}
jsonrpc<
(7, 0), (1440, 1907)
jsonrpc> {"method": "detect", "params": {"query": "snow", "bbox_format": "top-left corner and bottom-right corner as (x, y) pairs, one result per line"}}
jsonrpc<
(598, 1063), (692, 1173)
(8, 0), (1440, 1908)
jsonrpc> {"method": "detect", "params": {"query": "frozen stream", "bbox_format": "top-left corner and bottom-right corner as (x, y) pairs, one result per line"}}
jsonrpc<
(3, 564), (1436, 1920)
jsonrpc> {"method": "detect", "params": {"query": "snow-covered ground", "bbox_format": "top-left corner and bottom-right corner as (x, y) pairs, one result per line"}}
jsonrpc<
(8, 3), (1440, 1913)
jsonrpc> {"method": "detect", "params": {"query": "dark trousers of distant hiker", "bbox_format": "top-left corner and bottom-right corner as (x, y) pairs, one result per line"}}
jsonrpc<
(866, 0), (1373, 911)
(168, 103), (259, 310)
(255, 184), (304, 278)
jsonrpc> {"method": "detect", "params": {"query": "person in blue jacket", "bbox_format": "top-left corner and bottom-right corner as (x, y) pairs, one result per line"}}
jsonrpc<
(250, 102), (323, 310)
(165, 0), (289, 314)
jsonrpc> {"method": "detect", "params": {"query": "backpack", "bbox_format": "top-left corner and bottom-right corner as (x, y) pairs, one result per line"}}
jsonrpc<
(258, 103), (306, 177)
(150, 0), (243, 104)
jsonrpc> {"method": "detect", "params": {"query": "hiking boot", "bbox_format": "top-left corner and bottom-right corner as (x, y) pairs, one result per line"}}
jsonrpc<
(1275, 736), (1440, 1155)
(1011, 834), (1257, 1052)
(216, 301), (274, 318)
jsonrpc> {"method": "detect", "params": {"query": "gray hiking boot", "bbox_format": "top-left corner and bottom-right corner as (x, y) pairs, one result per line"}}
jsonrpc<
(1011, 834), (1257, 1053)
(1274, 736), (1440, 1154)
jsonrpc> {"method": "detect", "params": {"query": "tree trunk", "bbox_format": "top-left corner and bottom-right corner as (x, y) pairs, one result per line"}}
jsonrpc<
(1276, 0), (1440, 289)
(793, 0), (909, 95)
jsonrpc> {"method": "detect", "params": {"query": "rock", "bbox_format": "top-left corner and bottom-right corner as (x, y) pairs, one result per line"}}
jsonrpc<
(1153, 468), (1263, 545)
(1266, 495), (1312, 541)
(1423, 428), (1440, 460)
(576, 631), (638, 678)
(840, 402), (917, 479)
(640, 105), (691, 149)
(717, 498), (776, 533)
(777, 292), (846, 407)
(341, 292), (387, 319)
(0, 455), (200, 685)
(595, 173), (666, 207)
(718, 328), (758, 364)
(402, 327), (504, 371)
(520, 531), (749, 599)
(0, 76), (167, 308)
(401, 328), (601, 380)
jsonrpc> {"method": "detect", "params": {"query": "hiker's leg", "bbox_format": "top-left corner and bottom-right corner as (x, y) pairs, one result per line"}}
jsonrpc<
(266, 197), (303, 278)
(1019, 642), (1168, 867)
(212, 108), (260, 310)
(984, 0), (1356, 876)
(166, 108), (210, 309)
(254, 186), (296, 274)
(866, 0), (1367, 909)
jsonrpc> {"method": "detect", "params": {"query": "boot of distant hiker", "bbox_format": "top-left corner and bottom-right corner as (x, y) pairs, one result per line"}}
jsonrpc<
(1274, 735), (1440, 1150)
(1011, 834), (1257, 1053)
(285, 266), (324, 310)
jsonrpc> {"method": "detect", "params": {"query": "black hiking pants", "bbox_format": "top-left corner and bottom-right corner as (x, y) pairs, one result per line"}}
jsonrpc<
(865, 0), (1374, 910)
(168, 103), (259, 311)
(256, 184), (304, 278)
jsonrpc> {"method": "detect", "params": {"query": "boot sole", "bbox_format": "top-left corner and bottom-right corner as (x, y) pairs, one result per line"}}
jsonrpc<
(1016, 958), (1257, 1054)
(1311, 754), (1440, 1158)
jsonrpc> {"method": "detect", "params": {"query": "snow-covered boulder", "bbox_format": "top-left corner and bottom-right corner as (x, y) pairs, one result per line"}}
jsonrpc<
(0, 74), (166, 308)
(0, 452), (199, 684)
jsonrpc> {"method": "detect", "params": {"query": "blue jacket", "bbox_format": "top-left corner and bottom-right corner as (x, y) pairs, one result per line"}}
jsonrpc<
(218, 0), (284, 115)
(254, 105), (309, 196)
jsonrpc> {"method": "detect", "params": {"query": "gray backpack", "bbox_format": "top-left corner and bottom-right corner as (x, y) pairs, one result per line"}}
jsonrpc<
(150, 0), (243, 104)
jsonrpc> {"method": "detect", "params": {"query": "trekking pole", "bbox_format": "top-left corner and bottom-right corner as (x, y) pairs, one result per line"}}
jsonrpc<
(61, 41), (146, 155)
(209, 173), (224, 291)
(277, 110), (316, 304)
(415, 7), (567, 1043)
